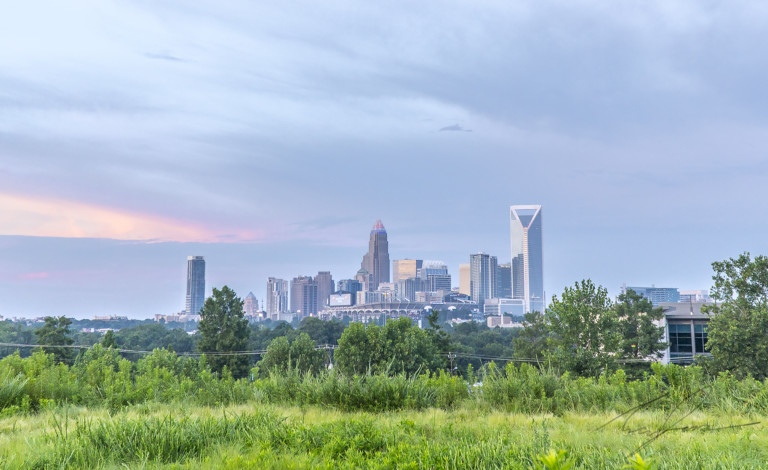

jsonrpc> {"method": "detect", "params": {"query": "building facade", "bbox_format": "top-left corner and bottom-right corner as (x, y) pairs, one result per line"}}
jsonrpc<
(470, 252), (498, 305)
(314, 271), (334, 313)
(418, 261), (452, 292)
(624, 285), (680, 305)
(459, 263), (471, 296)
(392, 259), (423, 284)
(185, 256), (206, 316)
(291, 276), (318, 316)
(243, 292), (259, 317)
(266, 277), (289, 316)
(361, 220), (390, 290)
(510, 205), (544, 313)
(496, 263), (512, 299)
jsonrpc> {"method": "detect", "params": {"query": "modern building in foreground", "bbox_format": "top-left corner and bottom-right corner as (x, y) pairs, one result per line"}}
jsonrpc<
(659, 302), (710, 364)
(361, 220), (390, 290)
(185, 256), (205, 315)
(510, 205), (544, 313)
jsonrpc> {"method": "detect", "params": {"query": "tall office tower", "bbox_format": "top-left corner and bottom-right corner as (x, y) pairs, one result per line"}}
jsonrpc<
(361, 220), (390, 290)
(392, 259), (423, 284)
(470, 253), (498, 305)
(459, 263), (471, 296)
(291, 276), (318, 316)
(266, 277), (289, 316)
(243, 292), (259, 316)
(314, 271), (334, 313)
(496, 263), (512, 299)
(510, 205), (544, 313)
(396, 277), (429, 301)
(185, 256), (206, 315)
(418, 261), (452, 292)
(337, 279), (362, 295)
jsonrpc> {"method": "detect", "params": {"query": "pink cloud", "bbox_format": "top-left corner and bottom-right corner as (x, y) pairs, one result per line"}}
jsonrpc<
(18, 271), (52, 281)
(0, 192), (267, 243)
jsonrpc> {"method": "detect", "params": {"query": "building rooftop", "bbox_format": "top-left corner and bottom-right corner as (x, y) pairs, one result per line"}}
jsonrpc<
(371, 219), (386, 234)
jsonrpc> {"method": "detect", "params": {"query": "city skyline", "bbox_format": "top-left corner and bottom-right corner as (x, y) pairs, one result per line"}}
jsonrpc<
(3, 1), (767, 317)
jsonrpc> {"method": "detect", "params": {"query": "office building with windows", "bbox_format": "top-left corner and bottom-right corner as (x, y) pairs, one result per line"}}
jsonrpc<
(459, 263), (471, 296)
(361, 220), (390, 290)
(266, 277), (289, 316)
(496, 263), (512, 299)
(291, 276), (318, 317)
(314, 271), (334, 313)
(624, 285), (680, 305)
(470, 253), (498, 305)
(392, 259), (423, 284)
(185, 256), (206, 316)
(418, 261), (452, 292)
(510, 205), (544, 313)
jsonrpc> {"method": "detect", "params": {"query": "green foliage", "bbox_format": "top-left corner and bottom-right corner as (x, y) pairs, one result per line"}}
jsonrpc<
(535, 450), (574, 470)
(258, 333), (326, 376)
(100, 330), (117, 349)
(114, 323), (197, 354)
(198, 286), (250, 379)
(615, 289), (666, 360)
(298, 317), (345, 345)
(335, 317), (441, 376)
(513, 311), (549, 360)
(34, 316), (75, 365)
(705, 253), (768, 379)
(625, 453), (657, 470)
(546, 280), (619, 376)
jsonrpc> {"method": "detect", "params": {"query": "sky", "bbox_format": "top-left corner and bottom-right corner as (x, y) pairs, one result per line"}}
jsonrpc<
(2, 0), (768, 318)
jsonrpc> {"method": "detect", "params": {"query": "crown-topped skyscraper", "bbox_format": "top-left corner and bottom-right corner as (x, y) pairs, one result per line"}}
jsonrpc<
(361, 220), (390, 291)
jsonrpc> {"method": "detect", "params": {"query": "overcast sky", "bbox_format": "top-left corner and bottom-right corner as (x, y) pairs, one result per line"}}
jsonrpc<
(2, 0), (768, 318)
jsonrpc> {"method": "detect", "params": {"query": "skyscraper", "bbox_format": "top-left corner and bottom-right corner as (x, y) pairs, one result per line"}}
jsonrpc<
(418, 261), (452, 292)
(243, 292), (259, 316)
(185, 256), (205, 316)
(392, 259), (422, 284)
(266, 277), (289, 316)
(510, 205), (544, 313)
(291, 276), (318, 317)
(314, 271), (334, 313)
(470, 253), (497, 305)
(459, 263), (471, 296)
(361, 220), (390, 290)
(496, 263), (512, 299)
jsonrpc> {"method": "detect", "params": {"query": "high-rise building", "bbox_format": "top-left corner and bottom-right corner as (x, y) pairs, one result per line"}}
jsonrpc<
(291, 276), (318, 316)
(354, 268), (373, 292)
(418, 261), (452, 292)
(459, 263), (471, 296)
(470, 253), (498, 305)
(185, 256), (205, 315)
(266, 277), (289, 316)
(496, 263), (512, 299)
(243, 292), (259, 317)
(361, 220), (390, 290)
(314, 271), (334, 313)
(510, 205), (544, 313)
(392, 259), (423, 284)
(623, 285), (680, 305)
(396, 277), (428, 301)
(337, 279), (362, 295)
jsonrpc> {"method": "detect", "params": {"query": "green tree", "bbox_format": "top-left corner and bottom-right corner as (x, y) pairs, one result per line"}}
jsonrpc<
(34, 316), (75, 365)
(198, 286), (250, 379)
(335, 317), (440, 376)
(704, 253), (768, 379)
(615, 289), (666, 359)
(101, 330), (117, 349)
(258, 333), (326, 376)
(545, 280), (619, 376)
(513, 311), (550, 360)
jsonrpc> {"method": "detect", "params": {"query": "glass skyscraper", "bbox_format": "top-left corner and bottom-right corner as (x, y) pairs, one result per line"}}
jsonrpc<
(185, 256), (206, 315)
(510, 205), (544, 313)
(470, 252), (498, 305)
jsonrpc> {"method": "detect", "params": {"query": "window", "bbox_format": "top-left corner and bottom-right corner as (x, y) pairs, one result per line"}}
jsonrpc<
(694, 323), (708, 353)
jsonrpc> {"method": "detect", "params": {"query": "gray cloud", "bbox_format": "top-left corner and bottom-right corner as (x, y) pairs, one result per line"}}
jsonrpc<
(439, 124), (471, 132)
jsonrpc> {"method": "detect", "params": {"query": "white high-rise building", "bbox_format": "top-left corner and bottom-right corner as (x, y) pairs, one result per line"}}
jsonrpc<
(510, 205), (544, 313)
(266, 277), (289, 316)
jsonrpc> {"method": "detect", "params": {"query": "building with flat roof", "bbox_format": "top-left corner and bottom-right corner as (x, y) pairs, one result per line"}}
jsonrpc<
(266, 278), (289, 316)
(624, 285), (680, 305)
(392, 259), (422, 284)
(291, 276), (318, 317)
(185, 256), (205, 316)
(658, 301), (710, 364)
(470, 253), (497, 305)
(459, 263), (470, 296)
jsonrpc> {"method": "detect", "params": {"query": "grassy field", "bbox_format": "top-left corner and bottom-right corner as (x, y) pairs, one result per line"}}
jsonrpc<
(1, 402), (766, 469)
